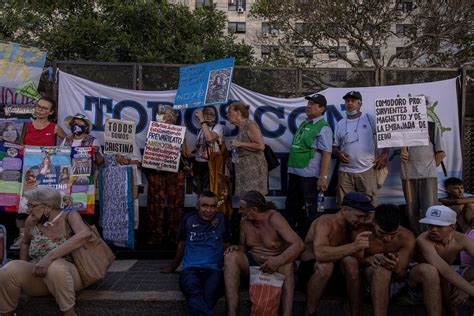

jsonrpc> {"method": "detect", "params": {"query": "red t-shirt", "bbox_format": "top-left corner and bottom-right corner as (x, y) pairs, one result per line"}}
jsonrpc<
(23, 122), (57, 146)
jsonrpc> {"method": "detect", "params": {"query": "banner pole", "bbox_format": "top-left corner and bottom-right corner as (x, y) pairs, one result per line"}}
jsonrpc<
(402, 146), (412, 204)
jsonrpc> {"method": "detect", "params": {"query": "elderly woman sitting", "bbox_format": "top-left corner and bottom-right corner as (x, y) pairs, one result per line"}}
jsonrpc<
(0, 187), (91, 316)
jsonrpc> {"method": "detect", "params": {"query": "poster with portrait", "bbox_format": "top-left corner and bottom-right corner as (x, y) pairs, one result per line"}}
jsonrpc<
(70, 146), (95, 214)
(20, 146), (71, 214)
(0, 119), (26, 144)
(0, 142), (23, 212)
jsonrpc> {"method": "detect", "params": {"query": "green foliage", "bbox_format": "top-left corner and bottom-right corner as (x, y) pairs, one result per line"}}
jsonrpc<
(0, 0), (255, 65)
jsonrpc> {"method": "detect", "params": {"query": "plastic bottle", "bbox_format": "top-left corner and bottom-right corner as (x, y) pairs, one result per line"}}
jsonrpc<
(317, 191), (325, 213)
(231, 147), (239, 163)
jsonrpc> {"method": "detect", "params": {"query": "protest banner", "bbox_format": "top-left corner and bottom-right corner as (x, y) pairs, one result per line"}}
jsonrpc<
(104, 118), (136, 155)
(20, 146), (71, 213)
(0, 142), (23, 212)
(174, 58), (234, 110)
(4, 103), (36, 116)
(0, 119), (25, 144)
(375, 96), (429, 148)
(1, 86), (37, 105)
(70, 146), (95, 214)
(142, 122), (186, 172)
(58, 70), (461, 202)
(0, 42), (47, 90)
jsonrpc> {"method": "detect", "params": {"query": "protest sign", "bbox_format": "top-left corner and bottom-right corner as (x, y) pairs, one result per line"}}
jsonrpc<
(375, 96), (429, 148)
(104, 118), (136, 155)
(174, 58), (234, 110)
(0, 42), (47, 90)
(0, 119), (25, 144)
(20, 146), (71, 213)
(70, 146), (95, 214)
(0, 142), (23, 212)
(142, 122), (186, 172)
(1, 86), (37, 105)
(4, 103), (36, 116)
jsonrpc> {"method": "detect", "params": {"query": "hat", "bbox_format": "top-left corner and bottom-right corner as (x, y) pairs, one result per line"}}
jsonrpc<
(342, 192), (375, 212)
(419, 205), (457, 226)
(343, 91), (362, 101)
(64, 113), (93, 132)
(305, 94), (327, 107)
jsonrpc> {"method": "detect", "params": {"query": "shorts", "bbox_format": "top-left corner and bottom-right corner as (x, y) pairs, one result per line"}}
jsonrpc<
(246, 251), (261, 267)
(363, 276), (407, 299)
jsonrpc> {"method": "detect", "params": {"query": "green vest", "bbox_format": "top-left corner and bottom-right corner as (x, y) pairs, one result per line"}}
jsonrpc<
(288, 118), (329, 169)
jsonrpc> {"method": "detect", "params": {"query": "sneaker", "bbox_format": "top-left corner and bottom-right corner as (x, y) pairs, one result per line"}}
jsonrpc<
(10, 233), (24, 250)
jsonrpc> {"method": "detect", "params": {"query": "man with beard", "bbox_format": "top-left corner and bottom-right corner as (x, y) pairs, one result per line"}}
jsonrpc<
(297, 192), (375, 316)
(409, 205), (474, 315)
(356, 204), (416, 316)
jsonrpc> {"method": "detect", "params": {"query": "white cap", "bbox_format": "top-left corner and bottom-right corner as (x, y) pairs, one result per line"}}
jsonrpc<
(419, 205), (457, 226)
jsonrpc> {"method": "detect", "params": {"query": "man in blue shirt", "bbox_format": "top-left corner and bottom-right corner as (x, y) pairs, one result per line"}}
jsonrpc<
(160, 191), (230, 316)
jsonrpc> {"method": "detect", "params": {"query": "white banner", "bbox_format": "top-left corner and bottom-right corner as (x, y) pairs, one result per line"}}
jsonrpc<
(58, 70), (462, 201)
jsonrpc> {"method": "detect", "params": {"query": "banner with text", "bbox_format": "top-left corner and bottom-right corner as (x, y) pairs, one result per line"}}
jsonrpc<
(0, 142), (23, 212)
(58, 70), (461, 200)
(70, 146), (95, 214)
(104, 118), (136, 155)
(142, 122), (186, 172)
(375, 96), (429, 148)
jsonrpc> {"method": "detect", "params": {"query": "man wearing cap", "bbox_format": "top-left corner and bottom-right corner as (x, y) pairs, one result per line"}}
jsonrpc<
(297, 192), (374, 316)
(282, 93), (333, 235)
(409, 205), (474, 315)
(333, 91), (388, 205)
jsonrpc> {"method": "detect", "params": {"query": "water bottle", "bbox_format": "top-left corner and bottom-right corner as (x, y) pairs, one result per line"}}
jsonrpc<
(317, 191), (325, 213)
(231, 147), (239, 163)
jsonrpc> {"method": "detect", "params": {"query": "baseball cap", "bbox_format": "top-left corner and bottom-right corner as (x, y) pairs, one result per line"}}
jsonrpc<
(305, 94), (327, 107)
(341, 192), (375, 212)
(419, 205), (457, 226)
(342, 91), (362, 101)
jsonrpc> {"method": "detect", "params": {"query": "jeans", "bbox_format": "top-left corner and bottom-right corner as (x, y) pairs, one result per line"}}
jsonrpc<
(179, 267), (223, 316)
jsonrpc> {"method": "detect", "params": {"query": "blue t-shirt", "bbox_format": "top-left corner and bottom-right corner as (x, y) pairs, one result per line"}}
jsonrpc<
(177, 211), (230, 271)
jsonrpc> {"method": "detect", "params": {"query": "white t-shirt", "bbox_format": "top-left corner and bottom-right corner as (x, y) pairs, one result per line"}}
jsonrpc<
(195, 124), (224, 163)
(334, 113), (376, 173)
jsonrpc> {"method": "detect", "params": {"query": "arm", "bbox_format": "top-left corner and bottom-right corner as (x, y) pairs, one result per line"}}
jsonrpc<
(390, 232), (416, 279)
(332, 146), (350, 164)
(200, 123), (219, 142)
(20, 218), (35, 261)
(374, 148), (389, 169)
(418, 236), (474, 296)
(232, 122), (265, 152)
(55, 125), (66, 140)
(440, 197), (474, 206)
(160, 241), (185, 273)
(435, 151), (446, 167)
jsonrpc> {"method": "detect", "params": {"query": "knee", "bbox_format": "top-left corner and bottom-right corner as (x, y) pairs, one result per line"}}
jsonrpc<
(341, 257), (360, 278)
(373, 266), (392, 279)
(0, 260), (30, 282)
(313, 262), (334, 280)
(224, 251), (243, 271)
(418, 264), (440, 284)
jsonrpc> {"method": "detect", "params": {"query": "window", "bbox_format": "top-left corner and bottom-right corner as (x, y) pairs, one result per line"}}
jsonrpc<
(228, 22), (246, 34)
(396, 24), (414, 37)
(396, 47), (413, 59)
(397, 0), (414, 13)
(362, 47), (381, 59)
(261, 22), (279, 36)
(261, 45), (279, 57)
(196, 0), (212, 7)
(329, 71), (348, 82)
(329, 46), (347, 58)
(295, 46), (313, 58)
(228, 0), (246, 11)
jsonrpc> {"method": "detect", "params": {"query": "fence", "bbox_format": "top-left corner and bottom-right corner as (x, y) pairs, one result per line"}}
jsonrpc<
(47, 61), (474, 191)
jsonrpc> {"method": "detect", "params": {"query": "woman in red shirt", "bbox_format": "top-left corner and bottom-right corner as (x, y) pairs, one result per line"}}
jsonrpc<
(10, 96), (66, 250)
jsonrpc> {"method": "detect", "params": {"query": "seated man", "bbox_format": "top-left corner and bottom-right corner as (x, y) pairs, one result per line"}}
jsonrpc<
(409, 205), (474, 315)
(224, 191), (304, 316)
(355, 204), (415, 316)
(298, 192), (375, 316)
(440, 177), (474, 232)
(160, 191), (230, 316)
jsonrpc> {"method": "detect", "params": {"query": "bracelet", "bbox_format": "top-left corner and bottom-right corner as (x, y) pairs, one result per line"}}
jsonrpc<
(321, 176), (328, 180)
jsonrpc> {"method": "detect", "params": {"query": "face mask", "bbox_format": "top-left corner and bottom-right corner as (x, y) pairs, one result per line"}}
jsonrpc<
(346, 110), (358, 116)
(71, 124), (86, 135)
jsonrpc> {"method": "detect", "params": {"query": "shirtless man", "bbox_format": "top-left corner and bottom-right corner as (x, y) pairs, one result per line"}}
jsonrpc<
(224, 191), (304, 316)
(355, 204), (415, 316)
(298, 191), (375, 316)
(410, 205), (474, 315)
(439, 177), (474, 232)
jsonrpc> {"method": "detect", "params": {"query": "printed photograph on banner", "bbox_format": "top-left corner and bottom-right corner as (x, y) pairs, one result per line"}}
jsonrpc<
(142, 121), (186, 172)
(0, 142), (23, 211)
(0, 119), (25, 144)
(375, 95), (429, 148)
(4, 103), (36, 116)
(20, 146), (71, 213)
(204, 68), (232, 105)
(70, 146), (95, 214)
(104, 118), (136, 155)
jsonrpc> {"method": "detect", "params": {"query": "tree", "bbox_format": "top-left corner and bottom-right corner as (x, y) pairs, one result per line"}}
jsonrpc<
(251, 0), (473, 68)
(0, 0), (255, 65)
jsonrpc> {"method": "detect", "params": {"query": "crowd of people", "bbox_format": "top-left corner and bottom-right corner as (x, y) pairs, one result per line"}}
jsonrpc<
(0, 91), (473, 316)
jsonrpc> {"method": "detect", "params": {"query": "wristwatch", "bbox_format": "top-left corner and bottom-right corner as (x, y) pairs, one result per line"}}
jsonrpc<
(321, 176), (328, 180)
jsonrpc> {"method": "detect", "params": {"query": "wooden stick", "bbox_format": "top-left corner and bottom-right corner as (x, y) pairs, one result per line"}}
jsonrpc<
(401, 147), (412, 205)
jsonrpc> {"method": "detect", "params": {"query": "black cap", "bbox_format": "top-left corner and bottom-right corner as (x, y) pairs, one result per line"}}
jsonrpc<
(343, 91), (362, 101)
(304, 94), (327, 107)
(341, 192), (375, 212)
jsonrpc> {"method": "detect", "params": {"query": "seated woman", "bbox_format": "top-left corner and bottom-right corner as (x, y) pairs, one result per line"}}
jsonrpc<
(0, 186), (92, 316)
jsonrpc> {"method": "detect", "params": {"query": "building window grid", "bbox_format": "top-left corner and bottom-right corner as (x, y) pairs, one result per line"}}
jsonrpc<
(397, 0), (414, 13)
(261, 22), (279, 36)
(328, 46), (347, 58)
(396, 46), (413, 59)
(228, 0), (246, 11)
(295, 46), (313, 58)
(362, 47), (381, 59)
(261, 45), (279, 57)
(228, 22), (246, 34)
(396, 24), (415, 37)
(196, 0), (212, 7)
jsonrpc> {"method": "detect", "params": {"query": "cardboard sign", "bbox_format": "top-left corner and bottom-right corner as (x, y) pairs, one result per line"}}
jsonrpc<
(104, 118), (136, 155)
(70, 146), (95, 214)
(142, 122), (186, 172)
(174, 58), (234, 109)
(375, 96), (429, 148)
